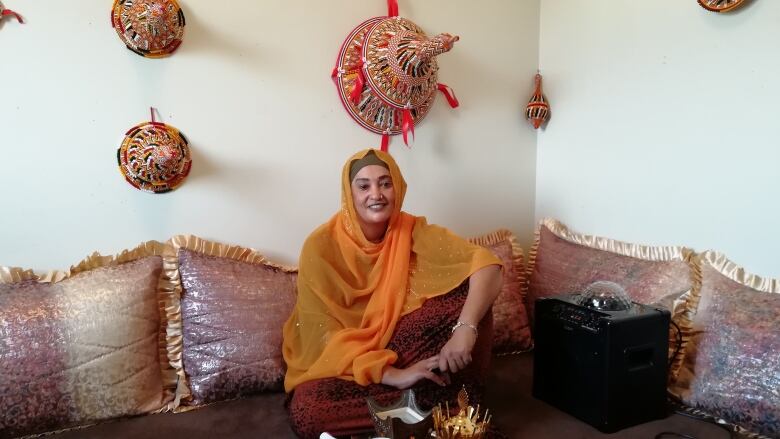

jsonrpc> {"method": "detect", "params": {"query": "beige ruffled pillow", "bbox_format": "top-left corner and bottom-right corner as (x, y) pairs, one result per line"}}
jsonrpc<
(670, 251), (780, 438)
(0, 242), (180, 438)
(171, 236), (298, 408)
(468, 229), (532, 355)
(525, 218), (698, 379)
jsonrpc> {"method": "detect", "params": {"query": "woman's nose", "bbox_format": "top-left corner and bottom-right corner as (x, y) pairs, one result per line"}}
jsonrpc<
(368, 185), (382, 199)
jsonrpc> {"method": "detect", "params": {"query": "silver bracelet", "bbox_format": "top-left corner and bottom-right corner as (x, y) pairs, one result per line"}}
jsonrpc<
(451, 320), (478, 337)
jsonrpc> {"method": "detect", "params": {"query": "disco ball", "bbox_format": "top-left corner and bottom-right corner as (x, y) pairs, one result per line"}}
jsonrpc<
(576, 281), (632, 311)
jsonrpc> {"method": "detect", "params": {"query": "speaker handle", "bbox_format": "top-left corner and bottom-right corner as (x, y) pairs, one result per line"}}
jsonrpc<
(624, 344), (655, 372)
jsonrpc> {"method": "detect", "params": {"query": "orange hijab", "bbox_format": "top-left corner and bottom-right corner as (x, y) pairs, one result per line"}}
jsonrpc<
(282, 149), (499, 392)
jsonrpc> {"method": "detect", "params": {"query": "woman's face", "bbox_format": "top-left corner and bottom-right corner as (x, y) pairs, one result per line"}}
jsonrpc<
(351, 164), (396, 231)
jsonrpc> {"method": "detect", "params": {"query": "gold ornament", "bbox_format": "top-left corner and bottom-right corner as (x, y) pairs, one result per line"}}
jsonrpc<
(433, 387), (491, 439)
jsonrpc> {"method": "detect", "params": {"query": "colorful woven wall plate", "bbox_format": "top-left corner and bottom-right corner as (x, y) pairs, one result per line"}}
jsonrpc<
(332, 0), (460, 150)
(117, 117), (192, 193)
(334, 18), (435, 139)
(697, 0), (747, 12)
(111, 0), (185, 58)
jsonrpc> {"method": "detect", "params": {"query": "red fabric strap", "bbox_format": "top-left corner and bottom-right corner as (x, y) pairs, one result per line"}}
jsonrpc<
(2, 9), (24, 23)
(148, 107), (164, 126)
(437, 83), (459, 108)
(401, 108), (414, 146)
(349, 65), (365, 105)
(387, 0), (398, 17)
(381, 134), (390, 152)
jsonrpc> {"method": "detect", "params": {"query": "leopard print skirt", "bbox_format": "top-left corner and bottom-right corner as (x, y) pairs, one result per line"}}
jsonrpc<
(287, 283), (493, 438)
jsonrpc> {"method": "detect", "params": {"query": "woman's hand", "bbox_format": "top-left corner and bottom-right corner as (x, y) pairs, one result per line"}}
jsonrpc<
(438, 264), (501, 374)
(381, 356), (447, 389)
(438, 324), (477, 374)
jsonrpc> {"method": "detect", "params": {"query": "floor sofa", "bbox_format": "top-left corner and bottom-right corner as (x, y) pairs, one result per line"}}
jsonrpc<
(2, 220), (777, 438)
(48, 354), (732, 439)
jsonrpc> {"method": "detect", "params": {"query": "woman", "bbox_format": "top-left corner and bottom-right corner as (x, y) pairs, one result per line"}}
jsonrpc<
(283, 149), (502, 438)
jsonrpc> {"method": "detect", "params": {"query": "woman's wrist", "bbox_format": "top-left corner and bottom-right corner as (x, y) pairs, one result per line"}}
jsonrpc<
(380, 365), (398, 386)
(452, 320), (478, 336)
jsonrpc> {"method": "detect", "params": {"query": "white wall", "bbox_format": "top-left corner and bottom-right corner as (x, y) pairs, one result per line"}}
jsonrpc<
(537, 1), (780, 277)
(0, 1), (540, 270)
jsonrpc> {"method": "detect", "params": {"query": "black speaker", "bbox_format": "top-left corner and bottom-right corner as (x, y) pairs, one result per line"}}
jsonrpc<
(532, 294), (670, 433)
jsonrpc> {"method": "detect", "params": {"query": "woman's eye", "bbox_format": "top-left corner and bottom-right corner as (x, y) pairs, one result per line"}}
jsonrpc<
(382, 182), (393, 188)
(358, 185), (369, 191)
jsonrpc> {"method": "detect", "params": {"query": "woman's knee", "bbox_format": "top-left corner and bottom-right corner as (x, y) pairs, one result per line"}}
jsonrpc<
(288, 384), (325, 439)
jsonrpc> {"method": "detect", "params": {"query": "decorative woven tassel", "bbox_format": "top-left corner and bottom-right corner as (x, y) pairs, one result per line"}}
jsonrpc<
(381, 134), (390, 152)
(525, 73), (550, 129)
(401, 108), (415, 146)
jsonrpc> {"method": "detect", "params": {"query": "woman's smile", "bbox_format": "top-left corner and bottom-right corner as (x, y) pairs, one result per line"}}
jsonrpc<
(368, 201), (388, 210)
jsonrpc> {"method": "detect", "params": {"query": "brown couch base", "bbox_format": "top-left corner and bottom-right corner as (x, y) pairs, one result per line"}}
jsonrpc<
(49, 354), (731, 439)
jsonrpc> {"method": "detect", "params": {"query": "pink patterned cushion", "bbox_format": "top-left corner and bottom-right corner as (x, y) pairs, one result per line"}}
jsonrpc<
(526, 220), (697, 378)
(0, 256), (171, 438)
(527, 222), (695, 324)
(469, 230), (532, 354)
(672, 253), (780, 438)
(179, 249), (298, 406)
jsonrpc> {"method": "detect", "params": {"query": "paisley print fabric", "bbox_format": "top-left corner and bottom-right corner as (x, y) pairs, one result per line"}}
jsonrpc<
(0, 257), (170, 438)
(469, 230), (532, 355)
(525, 220), (697, 379)
(672, 255), (780, 438)
(179, 249), (298, 406)
(527, 225), (695, 322)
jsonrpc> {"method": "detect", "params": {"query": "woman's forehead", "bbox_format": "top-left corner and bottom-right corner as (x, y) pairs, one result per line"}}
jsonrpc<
(352, 165), (392, 181)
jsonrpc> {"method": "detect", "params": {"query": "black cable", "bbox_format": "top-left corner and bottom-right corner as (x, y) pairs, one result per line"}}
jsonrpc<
(652, 409), (737, 439)
(673, 410), (735, 439)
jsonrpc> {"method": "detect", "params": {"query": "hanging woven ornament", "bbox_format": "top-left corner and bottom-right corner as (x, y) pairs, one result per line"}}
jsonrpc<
(111, 0), (185, 58)
(0, 2), (23, 24)
(525, 73), (550, 129)
(332, 0), (460, 151)
(697, 0), (746, 13)
(117, 108), (192, 193)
